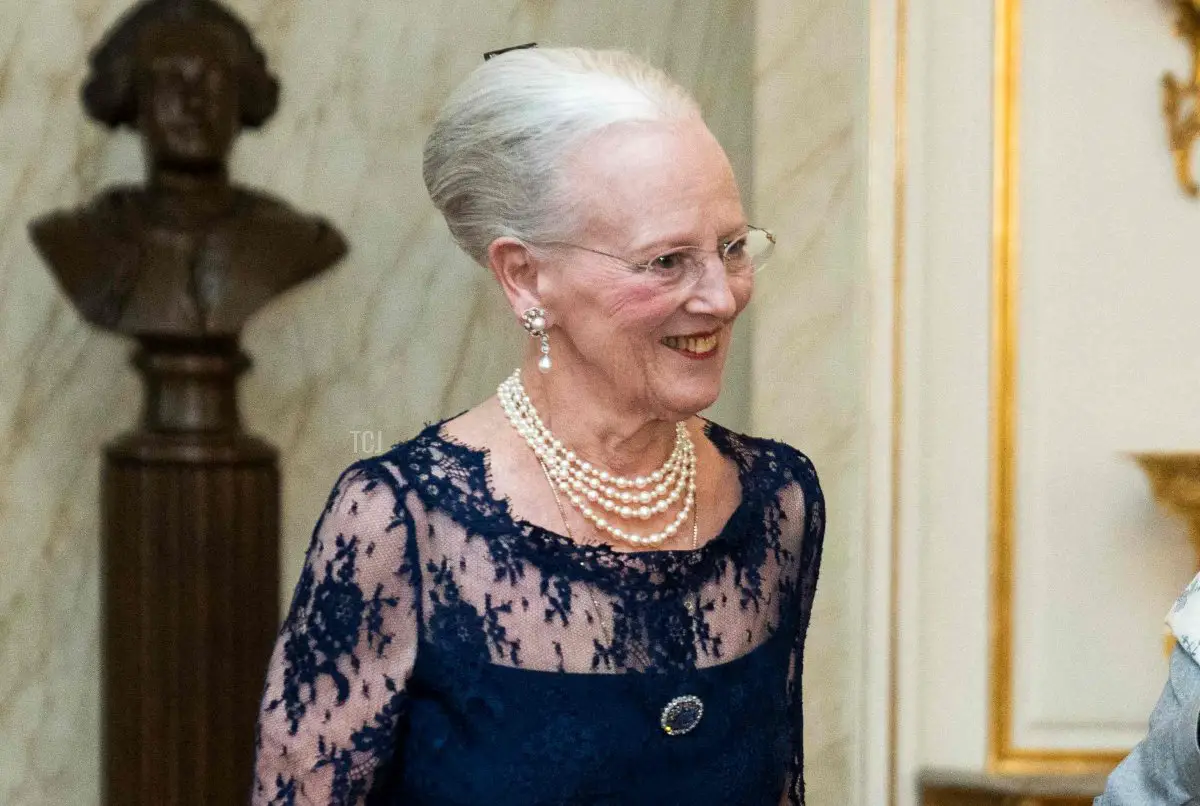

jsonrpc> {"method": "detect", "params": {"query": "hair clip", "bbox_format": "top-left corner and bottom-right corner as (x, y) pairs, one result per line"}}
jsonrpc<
(483, 42), (537, 61)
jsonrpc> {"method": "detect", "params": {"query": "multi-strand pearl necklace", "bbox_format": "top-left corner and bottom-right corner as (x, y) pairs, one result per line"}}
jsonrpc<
(498, 369), (697, 547)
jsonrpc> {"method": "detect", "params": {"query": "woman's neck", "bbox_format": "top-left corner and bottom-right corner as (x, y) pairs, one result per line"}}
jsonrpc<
(517, 353), (680, 478)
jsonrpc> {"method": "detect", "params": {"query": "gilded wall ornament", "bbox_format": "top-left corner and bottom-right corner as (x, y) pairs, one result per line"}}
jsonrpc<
(1164, 0), (1200, 195)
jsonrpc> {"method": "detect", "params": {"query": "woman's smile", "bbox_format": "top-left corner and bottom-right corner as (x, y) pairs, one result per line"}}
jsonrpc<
(660, 330), (720, 359)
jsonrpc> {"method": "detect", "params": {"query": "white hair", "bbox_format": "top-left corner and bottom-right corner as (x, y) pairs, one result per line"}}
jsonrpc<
(422, 47), (703, 266)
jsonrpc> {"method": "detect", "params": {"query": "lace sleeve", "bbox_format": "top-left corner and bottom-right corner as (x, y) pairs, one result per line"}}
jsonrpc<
(781, 449), (826, 806)
(252, 460), (419, 805)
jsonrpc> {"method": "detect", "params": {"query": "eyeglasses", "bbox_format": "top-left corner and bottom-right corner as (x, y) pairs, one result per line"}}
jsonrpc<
(529, 226), (776, 290)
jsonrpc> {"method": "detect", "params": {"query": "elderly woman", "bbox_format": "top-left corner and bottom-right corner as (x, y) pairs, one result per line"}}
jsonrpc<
(252, 47), (825, 805)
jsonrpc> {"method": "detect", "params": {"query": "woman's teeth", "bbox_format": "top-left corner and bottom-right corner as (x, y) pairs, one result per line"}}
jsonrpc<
(661, 333), (719, 354)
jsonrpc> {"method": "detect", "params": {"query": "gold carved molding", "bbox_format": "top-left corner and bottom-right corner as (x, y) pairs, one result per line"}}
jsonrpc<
(886, 0), (908, 802)
(1134, 452), (1200, 656)
(1164, 0), (1200, 195)
(1133, 452), (1200, 567)
(987, 0), (1126, 775)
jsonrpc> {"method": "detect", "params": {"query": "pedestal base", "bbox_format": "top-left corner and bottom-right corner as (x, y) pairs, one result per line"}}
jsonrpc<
(101, 431), (279, 805)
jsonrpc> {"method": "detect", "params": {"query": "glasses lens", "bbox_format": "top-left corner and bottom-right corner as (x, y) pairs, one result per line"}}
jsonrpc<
(643, 249), (706, 284)
(725, 228), (774, 275)
(637, 229), (776, 288)
(720, 227), (777, 275)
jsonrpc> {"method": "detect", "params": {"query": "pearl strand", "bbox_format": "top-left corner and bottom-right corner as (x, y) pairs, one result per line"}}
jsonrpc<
(498, 369), (698, 547)
(500, 371), (686, 487)
(498, 374), (691, 519)
(499, 389), (693, 534)
(498, 373), (689, 514)
(499, 373), (686, 495)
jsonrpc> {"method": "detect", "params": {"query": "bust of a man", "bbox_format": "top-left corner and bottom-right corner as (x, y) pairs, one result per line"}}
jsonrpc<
(29, 0), (346, 336)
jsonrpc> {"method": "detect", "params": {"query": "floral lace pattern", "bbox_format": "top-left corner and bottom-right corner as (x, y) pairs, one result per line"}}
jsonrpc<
(252, 419), (824, 805)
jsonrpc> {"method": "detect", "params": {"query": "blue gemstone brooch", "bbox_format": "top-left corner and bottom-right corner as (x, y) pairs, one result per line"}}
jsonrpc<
(660, 694), (704, 736)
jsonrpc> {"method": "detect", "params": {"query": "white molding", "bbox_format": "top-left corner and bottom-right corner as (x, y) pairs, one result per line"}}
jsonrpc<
(864, 0), (903, 804)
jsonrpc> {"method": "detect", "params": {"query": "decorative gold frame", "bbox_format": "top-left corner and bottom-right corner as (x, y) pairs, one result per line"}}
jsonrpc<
(985, 0), (1128, 775)
(886, 0), (908, 800)
(1164, 0), (1200, 195)
(883, 0), (907, 796)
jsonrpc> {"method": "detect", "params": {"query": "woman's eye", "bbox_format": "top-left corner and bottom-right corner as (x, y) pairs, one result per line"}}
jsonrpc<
(649, 253), (683, 272)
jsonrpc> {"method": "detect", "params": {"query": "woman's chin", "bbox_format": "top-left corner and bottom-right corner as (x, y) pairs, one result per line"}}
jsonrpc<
(654, 380), (723, 418)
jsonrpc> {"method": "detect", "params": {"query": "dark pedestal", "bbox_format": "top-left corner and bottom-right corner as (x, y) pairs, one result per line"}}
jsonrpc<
(100, 337), (279, 805)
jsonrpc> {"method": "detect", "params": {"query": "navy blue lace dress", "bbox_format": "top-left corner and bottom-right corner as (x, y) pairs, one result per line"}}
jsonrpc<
(251, 419), (824, 806)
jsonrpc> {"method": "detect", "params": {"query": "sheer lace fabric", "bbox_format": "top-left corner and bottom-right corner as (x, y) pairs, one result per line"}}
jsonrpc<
(252, 419), (824, 805)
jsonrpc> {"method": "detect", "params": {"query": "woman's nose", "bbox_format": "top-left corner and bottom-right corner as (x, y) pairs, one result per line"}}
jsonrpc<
(686, 256), (739, 317)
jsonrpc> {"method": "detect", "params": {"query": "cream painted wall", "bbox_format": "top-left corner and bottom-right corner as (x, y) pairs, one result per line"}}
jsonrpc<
(1013, 0), (1197, 750)
(0, 2), (765, 803)
(893, 0), (1200, 800)
(900, 0), (996, 782)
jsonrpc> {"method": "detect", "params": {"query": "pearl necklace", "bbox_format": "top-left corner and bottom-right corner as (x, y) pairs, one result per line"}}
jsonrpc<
(498, 375), (689, 512)
(498, 369), (697, 547)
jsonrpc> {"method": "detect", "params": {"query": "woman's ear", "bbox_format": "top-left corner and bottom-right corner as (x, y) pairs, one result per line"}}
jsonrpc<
(487, 237), (543, 317)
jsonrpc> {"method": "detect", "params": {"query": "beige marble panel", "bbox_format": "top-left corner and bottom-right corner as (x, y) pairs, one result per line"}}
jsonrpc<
(753, 0), (869, 803)
(0, 1), (753, 803)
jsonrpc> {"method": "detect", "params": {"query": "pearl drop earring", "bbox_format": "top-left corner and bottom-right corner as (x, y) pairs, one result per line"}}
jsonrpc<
(521, 306), (552, 373)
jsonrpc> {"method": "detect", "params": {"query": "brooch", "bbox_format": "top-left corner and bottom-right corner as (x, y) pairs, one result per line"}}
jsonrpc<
(660, 694), (704, 736)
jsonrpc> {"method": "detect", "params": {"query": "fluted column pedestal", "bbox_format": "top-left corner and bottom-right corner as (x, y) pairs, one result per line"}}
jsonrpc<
(101, 336), (279, 805)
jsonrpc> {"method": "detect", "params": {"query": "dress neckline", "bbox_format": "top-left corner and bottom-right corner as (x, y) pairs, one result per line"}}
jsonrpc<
(420, 416), (758, 564)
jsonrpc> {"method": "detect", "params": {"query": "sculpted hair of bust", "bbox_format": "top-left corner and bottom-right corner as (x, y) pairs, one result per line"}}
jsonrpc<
(82, 0), (279, 132)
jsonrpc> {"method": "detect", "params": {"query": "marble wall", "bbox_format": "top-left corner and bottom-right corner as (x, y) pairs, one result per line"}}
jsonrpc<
(0, 0), (868, 803)
(753, 0), (869, 803)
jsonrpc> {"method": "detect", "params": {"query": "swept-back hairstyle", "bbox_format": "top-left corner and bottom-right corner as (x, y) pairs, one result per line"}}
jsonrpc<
(422, 47), (702, 267)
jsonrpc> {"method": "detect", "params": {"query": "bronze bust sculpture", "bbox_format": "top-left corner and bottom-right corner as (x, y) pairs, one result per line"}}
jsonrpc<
(30, 0), (346, 336)
(25, 2), (347, 801)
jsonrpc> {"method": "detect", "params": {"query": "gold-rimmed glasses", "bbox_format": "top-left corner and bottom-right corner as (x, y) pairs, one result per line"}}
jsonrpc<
(529, 226), (776, 291)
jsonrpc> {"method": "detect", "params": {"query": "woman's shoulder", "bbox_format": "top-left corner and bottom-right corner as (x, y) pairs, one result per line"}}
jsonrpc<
(701, 419), (820, 491)
(309, 419), (444, 507)
(318, 448), (413, 521)
(338, 418), (470, 486)
(381, 403), (498, 471)
(330, 408), (502, 522)
(703, 420), (825, 564)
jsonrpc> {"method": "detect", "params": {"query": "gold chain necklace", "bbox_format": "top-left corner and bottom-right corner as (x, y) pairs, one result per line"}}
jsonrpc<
(534, 457), (708, 736)
(534, 456), (699, 657)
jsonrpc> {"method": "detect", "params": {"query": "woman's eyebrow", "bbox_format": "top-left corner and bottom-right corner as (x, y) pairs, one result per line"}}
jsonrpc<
(632, 223), (750, 254)
(627, 230), (697, 255)
(719, 224), (751, 242)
